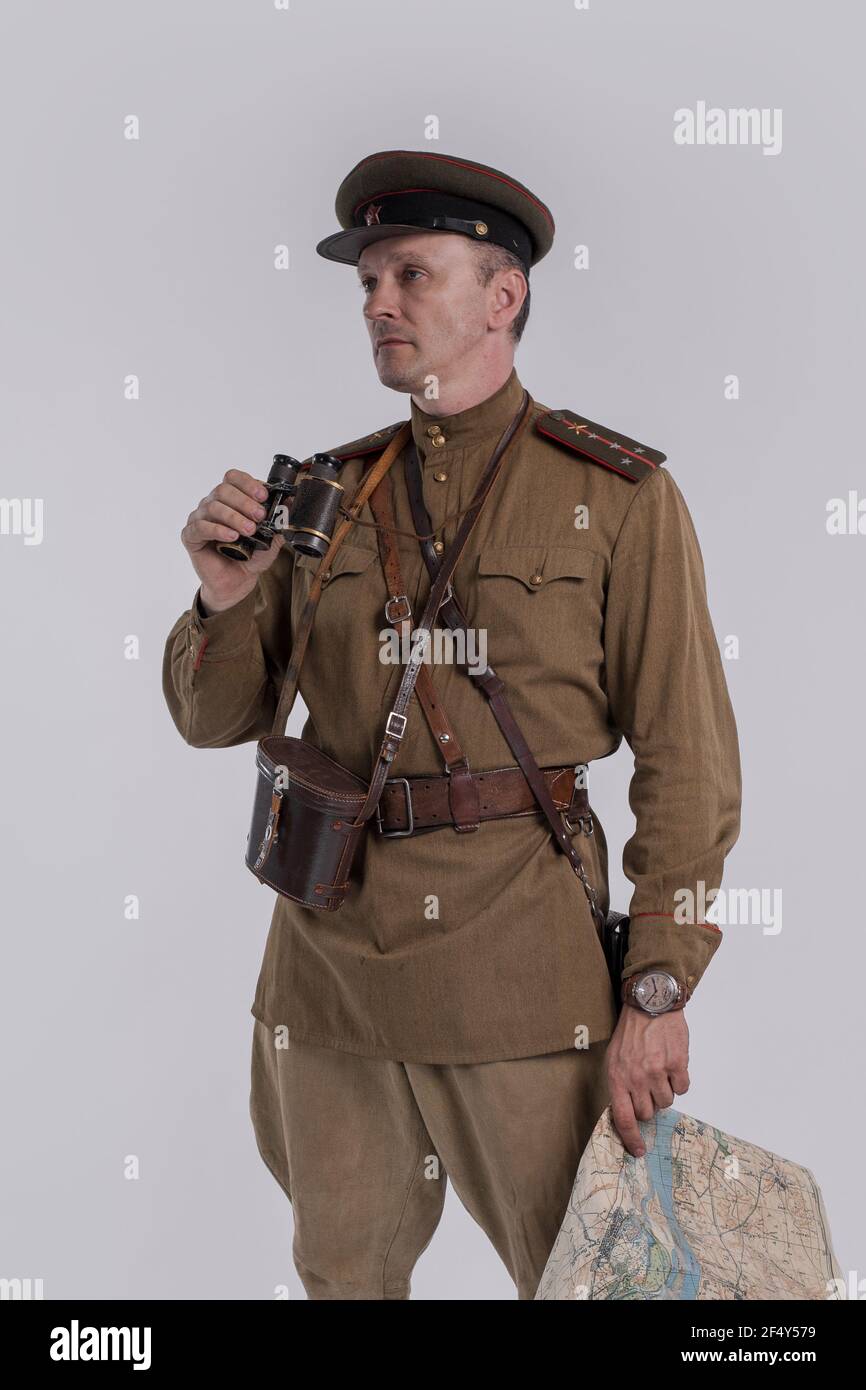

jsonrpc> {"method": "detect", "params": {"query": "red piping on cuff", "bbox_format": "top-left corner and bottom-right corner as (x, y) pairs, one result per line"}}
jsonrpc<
(631, 912), (721, 934)
(192, 635), (210, 671)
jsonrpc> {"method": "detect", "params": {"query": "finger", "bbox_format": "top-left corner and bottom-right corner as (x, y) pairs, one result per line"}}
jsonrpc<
(669, 1067), (690, 1095)
(181, 517), (240, 550)
(650, 1079), (676, 1111)
(610, 1095), (646, 1158)
(199, 498), (263, 537)
(630, 1088), (656, 1124)
(222, 469), (270, 502)
(210, 483), (269, 525)
(247, 531), (286, 567)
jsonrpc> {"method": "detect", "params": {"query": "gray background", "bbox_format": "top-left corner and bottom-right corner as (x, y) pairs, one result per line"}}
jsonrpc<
(1, 0), (862, 1300)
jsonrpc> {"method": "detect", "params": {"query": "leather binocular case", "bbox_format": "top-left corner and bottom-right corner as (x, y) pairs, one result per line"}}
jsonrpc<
(246, 737), (369, 910)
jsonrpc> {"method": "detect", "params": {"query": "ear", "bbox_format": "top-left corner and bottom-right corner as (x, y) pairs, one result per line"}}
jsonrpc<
(489, 265), (527, 331)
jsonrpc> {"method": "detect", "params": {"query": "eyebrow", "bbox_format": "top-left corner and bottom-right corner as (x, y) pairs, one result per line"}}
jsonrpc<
(357, 250), (437, 278)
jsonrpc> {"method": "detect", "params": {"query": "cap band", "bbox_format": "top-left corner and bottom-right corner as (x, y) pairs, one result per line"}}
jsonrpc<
(354, 189), (532, 271)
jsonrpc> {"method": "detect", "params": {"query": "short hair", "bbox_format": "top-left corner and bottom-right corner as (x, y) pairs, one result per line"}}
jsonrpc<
(470, 242), (531, 345)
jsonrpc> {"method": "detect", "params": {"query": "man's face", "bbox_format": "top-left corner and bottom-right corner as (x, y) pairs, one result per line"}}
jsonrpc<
(357, 231), (506, 393)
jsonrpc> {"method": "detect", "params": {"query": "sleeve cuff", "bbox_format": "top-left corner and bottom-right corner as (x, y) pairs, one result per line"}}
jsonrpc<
(187, 584), (260, 659)
(621, 914), (723, 999)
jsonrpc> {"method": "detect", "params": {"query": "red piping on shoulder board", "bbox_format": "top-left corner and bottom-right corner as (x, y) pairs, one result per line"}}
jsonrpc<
(536, 420), (659, 481)
(193, 636), (210, 671)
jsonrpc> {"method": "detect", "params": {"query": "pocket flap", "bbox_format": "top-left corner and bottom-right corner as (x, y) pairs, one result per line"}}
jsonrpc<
(477, 545), (597, 590)
(293, 544), (378, 580)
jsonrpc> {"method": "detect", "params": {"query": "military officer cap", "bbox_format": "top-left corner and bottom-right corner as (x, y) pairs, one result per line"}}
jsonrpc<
(315, 149), (555, 274)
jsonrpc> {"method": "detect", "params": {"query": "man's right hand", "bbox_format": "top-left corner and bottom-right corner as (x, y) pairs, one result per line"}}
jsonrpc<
(181, 469), (288, 615)
(604, 1006), (690, 1158)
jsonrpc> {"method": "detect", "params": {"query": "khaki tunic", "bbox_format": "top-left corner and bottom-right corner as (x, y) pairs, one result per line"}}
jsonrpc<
(162, 366), (741, 1063)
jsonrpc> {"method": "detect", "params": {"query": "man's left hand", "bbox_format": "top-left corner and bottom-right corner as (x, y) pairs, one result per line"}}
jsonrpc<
(604, 1007), (690, 1158)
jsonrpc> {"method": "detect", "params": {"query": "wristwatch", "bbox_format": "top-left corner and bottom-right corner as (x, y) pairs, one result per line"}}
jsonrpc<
(621, 970), (689, 1015)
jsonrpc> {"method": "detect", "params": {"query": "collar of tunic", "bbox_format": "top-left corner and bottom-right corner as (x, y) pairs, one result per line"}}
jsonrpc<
(409, 365), (527, 462)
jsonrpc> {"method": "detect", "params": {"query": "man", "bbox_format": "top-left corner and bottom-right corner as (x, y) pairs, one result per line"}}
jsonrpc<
(162, 149), (741, 1300)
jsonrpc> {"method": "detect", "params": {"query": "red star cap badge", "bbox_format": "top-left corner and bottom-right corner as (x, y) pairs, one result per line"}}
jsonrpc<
(365, 202), (383, 226)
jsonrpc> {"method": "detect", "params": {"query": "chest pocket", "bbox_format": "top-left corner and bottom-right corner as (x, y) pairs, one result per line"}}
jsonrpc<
(473, 545), (601, 674)
(476, 545), (597, 589)
(293, 543), (379, 586)
(290, 542), (384, 669)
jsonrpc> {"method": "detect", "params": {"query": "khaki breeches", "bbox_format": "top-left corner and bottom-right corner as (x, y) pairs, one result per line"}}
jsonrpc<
(249, 1018), (610, 1300)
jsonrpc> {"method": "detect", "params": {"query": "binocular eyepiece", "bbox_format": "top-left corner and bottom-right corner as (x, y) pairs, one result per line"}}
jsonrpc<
(215, 452), (348, 563)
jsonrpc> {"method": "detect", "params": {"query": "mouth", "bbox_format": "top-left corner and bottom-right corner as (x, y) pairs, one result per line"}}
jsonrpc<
(376, 338), (411, 350)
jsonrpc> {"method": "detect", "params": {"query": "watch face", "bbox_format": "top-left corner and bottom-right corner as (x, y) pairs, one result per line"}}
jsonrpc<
(634, 972), (679, 1013)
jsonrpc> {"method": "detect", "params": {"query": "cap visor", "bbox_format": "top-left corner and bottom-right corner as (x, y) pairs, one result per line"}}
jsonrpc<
(315, 223), (437, 265)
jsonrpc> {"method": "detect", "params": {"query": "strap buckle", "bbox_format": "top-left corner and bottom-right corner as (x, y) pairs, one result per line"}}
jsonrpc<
(564, 763), (593, 834)
(253, 787), (283, 869)
(385, 709), (407, 739)
(384, 594), (412, 623)
(375, 778), (415, 837)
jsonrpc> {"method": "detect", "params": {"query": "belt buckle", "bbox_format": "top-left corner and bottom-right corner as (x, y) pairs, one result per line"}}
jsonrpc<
(375, 777), (415, 837)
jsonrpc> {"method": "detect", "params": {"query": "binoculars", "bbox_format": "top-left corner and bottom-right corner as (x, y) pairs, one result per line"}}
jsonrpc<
(215, 452), (349, 563)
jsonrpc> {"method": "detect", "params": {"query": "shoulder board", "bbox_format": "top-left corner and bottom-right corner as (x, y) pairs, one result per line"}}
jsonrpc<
(535, 409), (665, 483)
(326, 419), (408, 463)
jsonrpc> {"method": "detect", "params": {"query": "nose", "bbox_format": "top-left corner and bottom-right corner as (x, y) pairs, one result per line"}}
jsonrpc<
(362, 273), (401, 326)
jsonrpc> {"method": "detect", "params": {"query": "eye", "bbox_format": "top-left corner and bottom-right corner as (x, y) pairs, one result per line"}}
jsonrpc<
(359, 268), (425, 292)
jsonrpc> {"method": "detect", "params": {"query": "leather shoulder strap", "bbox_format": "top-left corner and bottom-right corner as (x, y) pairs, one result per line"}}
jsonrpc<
(349, 390), (531, 828)
(325, 420), (407, 462)
(367, 468), (482, 832)
(269, 422), (411, 736)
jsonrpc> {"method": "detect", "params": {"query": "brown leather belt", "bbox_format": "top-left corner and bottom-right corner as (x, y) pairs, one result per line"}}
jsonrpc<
(374, 762), (593, 837)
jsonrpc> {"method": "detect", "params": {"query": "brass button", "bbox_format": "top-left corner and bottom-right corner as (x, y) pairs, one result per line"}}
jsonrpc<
(433, 470), (448, 482)
(433, 540), (445, 555)
(529, 572), (543, 586)
(322, 569), (332, 582)
(430, 434), (446, 448)
(475, 221), (488, 235)
(426, 424), (443, 437)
